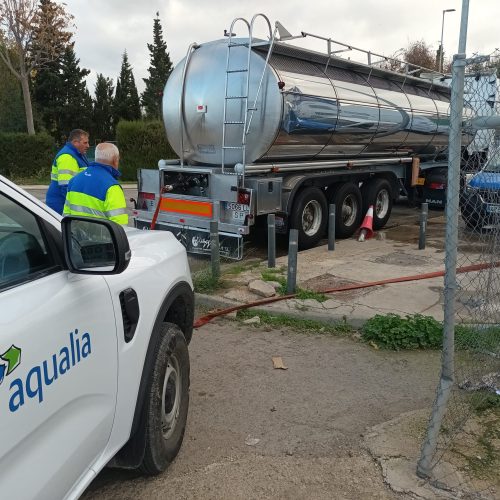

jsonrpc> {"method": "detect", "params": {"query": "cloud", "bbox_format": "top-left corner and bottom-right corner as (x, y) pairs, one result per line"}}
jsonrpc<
(63, 0), (500, 95)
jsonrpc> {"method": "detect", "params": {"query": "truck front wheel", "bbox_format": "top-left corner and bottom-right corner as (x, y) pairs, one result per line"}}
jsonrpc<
(140, 322), (190, 475)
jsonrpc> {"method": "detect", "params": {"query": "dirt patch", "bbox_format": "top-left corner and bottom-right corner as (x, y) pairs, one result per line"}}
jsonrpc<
(85, 318), (442, 499)
(300, 274), (374, 300)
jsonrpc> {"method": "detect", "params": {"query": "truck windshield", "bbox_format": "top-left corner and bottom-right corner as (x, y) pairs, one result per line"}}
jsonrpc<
(484, 150), (500, 173)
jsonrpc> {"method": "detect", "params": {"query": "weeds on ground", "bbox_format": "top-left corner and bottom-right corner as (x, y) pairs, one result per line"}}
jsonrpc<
(237, 309), (353, 336)
(261, 267), (328, 302)
(192, 267), (223, 294)
(361, 313), (500, 351)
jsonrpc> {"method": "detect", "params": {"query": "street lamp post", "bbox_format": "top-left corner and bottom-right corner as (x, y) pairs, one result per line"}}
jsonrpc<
(439, 8), (456, 73)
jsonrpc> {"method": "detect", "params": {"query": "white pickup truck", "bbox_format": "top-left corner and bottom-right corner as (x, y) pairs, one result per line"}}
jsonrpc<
(0, 175), (194, 499)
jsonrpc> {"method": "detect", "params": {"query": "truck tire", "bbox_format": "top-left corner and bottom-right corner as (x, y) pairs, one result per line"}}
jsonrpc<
(461, 194), (487, 231)
(329, 182), (363, 238)
(140, 322), (190, 475)
(361, 178), (393, 230)
(290, 187), (328, 249)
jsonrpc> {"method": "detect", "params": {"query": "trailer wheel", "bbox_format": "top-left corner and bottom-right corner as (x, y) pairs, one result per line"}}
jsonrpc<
(329, 182), (363, 238)
(290, 187), (328, 249)
(361, 178), (393, 230)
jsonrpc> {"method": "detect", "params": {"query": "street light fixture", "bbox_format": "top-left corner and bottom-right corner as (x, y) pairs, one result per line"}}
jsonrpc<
(439, 8), (456, 73)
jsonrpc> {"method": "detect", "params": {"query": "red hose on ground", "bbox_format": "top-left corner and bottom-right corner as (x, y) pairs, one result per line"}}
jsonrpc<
(193, 261), (500, 329)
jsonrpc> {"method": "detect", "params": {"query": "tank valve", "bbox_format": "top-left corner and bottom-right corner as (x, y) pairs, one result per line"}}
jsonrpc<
(278, 81), (285, 90)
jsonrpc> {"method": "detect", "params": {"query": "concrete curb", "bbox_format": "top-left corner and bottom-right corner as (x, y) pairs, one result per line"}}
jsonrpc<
(195, 292), (367, 329)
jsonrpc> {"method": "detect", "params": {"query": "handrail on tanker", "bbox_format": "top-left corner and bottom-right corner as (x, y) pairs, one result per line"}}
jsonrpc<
(299, 31), (447, 78)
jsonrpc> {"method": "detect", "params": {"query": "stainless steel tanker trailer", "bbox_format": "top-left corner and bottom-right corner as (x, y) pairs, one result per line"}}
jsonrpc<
(134, 14), (462, 259)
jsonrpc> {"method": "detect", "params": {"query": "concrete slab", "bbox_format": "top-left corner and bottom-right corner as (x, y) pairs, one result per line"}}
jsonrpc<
(196, 238), (487, 328)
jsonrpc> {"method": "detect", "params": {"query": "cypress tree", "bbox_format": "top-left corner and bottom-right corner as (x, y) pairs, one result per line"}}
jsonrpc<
(113, 51), (141, 123)
(141, 13), (173, 119)
(93, 74), (115, 141)
(56, 46), (92, 141)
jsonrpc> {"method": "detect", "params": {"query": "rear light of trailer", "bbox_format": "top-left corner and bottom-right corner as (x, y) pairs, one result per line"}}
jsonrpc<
(428, 182), (446, 190)
(237, 189), (251, 205)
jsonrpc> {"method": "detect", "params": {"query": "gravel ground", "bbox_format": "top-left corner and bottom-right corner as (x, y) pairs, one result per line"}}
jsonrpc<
(84, 318), (441, 499)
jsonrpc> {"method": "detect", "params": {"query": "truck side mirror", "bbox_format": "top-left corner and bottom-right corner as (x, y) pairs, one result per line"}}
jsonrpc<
(61, 216), (131, 275)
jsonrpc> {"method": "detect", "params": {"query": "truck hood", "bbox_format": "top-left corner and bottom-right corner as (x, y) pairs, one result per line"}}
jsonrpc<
(469, 171), (500, 190)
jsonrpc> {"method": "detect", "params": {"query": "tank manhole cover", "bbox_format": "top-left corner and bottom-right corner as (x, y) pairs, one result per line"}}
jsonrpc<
(372, 252), (428, 267)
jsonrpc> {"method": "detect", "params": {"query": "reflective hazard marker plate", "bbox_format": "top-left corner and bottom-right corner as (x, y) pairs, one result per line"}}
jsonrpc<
(159, 197), (213, 218)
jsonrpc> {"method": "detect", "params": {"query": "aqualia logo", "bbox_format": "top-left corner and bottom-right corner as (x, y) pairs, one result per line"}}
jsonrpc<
(2, 329), (92, 413)
(0, 345), (22, 385)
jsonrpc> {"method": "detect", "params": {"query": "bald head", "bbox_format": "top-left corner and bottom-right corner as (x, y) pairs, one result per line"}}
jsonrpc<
(95, 142), (120, 169)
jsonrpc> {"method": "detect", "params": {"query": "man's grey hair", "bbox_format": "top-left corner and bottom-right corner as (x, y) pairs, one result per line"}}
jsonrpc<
(95, 142), (119, 163)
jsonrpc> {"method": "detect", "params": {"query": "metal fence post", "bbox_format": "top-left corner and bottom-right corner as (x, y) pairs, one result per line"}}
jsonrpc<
(419, 202), (428, 250)
(210, 220), (220, 281)
(287, 229), (298, 294)
(328, 204), (336, 251)
(417, 0), (469, 479)
(268, 214), (276, 268)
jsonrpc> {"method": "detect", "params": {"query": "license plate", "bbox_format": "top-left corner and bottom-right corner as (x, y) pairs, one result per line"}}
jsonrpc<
(416, 177), (425, 186)
(486, 204), (500, 214)
(224, 202), (249, 221)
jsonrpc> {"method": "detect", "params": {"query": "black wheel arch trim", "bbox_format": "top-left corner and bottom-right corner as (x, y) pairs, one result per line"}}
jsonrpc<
(110, 280), (194, 469)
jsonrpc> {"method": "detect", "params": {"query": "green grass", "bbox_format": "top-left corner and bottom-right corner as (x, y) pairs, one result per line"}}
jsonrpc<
(260, 268), (328, 302)
(237, 309), (353, 336)
(192, 267), (223, 294)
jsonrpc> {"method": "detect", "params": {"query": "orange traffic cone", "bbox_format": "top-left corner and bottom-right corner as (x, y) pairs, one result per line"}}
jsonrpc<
(358, 205), (374, 242)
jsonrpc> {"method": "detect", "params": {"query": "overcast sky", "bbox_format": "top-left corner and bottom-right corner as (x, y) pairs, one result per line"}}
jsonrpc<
(64, 0), (500, 95)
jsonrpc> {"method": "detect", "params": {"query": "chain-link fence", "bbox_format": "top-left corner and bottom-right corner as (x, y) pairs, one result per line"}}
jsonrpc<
(417, 4), (500, 496)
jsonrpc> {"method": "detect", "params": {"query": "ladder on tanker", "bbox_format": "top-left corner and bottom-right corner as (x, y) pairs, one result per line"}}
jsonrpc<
(221, 14), (279, 179)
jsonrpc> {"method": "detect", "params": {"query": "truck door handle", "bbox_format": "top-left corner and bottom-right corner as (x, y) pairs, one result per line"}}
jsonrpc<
(119, 288), (140, 342)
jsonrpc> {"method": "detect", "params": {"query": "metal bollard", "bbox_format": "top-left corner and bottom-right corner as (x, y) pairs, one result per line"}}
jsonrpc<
(210, 220), (220, 280)
(328, 204), (336, 251)
(287, 229), (299, 294)
(419, 202), (428, 250)
(268, 213), (276, 268)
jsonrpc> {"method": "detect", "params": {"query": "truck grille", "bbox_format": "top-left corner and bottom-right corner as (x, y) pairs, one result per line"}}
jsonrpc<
(477, 189), (500, 204)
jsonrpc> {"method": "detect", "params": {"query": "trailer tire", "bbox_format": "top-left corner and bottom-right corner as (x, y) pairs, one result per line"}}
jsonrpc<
(290, 187), (328, 249)
(329, 182), (363, 238)
(361, 178), (393, 230)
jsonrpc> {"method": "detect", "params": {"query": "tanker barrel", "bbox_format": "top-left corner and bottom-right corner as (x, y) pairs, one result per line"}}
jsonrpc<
(467, 115), (500, 130)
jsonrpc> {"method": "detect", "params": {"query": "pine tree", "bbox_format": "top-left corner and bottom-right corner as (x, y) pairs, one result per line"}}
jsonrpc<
(114, 51), (141, 123)
(141, 13), (173, 119)
(93, 74), (115, 141)
(55, 46), (92, 141)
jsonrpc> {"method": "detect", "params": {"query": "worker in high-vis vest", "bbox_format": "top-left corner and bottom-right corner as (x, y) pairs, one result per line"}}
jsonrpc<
(46, 129), (90, 214)
(64, 142), (128, 225)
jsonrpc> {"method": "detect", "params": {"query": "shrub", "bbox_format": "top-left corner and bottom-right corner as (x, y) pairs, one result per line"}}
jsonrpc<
(0, 132), (55, 181)
(362, 313), (500, 351)
(362, 313), (443, 350)
(115, 120), (177, 181)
